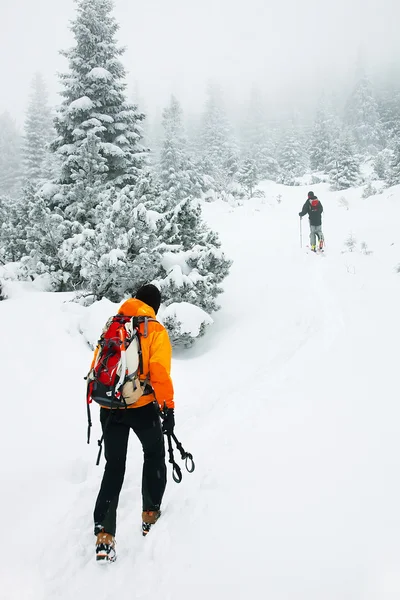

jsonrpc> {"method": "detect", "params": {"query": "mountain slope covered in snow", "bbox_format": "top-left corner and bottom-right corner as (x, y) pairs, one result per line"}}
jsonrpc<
(2, 180), (400, 600)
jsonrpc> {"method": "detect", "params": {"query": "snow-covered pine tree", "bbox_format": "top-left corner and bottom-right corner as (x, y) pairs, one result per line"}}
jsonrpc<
(378, 87), (400, 144)
(374, 148), (392, 180)
(22, 195), (73, 290)
(310, 97), (334, 172)
(60, 187), (162, 301)
(0, 192), (31, 263)
(278, 122), (308, 185)
(199, 85), (239, 190)
(157, 197), (232, 316)
(64, 131), (109, 223)
(237, 158), (259, 197)
(52, 0), (146, 199)
(329, 133), (360, 190)
(29, 0), (150, 289)
(158, 95), (200, 208)
(241, 88), (278, 181)
(0, 112), (22, 198)
(386, 138), (400, 186)
(22, 73), (55, 186)
(344, 73), (382, 156)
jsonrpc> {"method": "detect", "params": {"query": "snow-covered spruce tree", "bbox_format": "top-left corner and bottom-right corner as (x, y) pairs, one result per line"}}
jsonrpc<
(157, 197), (232, 316)
(242, 88), (279, 181)
(60, 188), (162, 301)
(310, 97), (335, 172)
(199, 86), (239, 190)
(237, 158), (259, 197)
(52, 0), (146, 203)
(133, 168), (163, 210)
(374, 148), (392, 180)
(158, 95), (201, 208)
(278, 123), (308, 185)
(22, 73), (55, 186)
(22, 195), (73, 290)
(344, 74), (382, 156)
(386, 139), (400, 186)
(0, 191), (31, 263)
(32, 0), (150, 289)
(64, 131), (109, 223)
(0, 112), (22, 198)
(378, 87), (400, 144)
(329, 134), (360, 190)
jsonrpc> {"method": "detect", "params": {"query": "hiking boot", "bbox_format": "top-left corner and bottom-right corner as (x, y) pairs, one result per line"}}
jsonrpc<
(96, 531), (116, 563)
(319, 239), (324, 250)
(311, 245), (316, 252)
(142, 510), (161, 536)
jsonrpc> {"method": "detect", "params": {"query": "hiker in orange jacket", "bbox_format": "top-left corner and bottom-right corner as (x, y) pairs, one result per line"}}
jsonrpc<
(94, 284), (174, 561)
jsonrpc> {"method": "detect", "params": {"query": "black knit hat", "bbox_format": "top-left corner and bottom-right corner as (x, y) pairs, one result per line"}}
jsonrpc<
(308, 191), (316, 199)
(135, 284), (161, 314)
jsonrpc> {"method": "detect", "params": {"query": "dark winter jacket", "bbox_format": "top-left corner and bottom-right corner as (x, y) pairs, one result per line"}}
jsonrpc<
(299, 198), (323, 226)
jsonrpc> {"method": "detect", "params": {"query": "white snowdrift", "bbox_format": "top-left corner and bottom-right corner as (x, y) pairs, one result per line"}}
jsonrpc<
(161, 301), (213, 336)
(1, 180), (400, 600)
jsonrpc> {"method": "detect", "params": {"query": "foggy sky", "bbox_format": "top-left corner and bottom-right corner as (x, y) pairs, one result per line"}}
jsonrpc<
(1, 0), (399, 126)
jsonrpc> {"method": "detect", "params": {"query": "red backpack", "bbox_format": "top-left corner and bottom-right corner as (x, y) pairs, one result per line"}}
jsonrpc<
(310, 199), (320, 209)
(86, 315), (156, 410)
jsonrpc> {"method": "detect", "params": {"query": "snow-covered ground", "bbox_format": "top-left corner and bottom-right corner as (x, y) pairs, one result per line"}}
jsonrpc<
(2, 181), (400, 600)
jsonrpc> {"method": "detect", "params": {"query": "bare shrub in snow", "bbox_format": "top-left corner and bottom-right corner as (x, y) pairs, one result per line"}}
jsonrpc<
(338, 196), (349, 210)
(362, 183), (378, 199)
(360, 241), (373, 255)
(344, 234), (357, 252)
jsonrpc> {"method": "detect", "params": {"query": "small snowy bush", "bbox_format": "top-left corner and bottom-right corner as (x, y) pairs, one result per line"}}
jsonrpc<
(0, 279), (7, 301)
(310, 175), (323, 184)
(161, 302), (213, 347)
(338, 196), (349, 210)
(344, 234), (357, 252)
(362, 183), (377, 199)
(360, 241), (373, 255)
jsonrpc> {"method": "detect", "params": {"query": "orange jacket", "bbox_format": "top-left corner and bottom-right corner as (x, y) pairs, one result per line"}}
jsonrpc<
(94, 298), (174, 410)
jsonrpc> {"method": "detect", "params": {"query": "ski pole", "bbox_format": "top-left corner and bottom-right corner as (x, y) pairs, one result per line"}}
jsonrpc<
(171, 433), (195, 473)
(299, 217), (303, 248)
(166, 434), (183, 483)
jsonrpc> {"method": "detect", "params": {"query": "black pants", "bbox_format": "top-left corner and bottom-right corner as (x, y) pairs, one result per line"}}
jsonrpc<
(93, 402), (166, 536)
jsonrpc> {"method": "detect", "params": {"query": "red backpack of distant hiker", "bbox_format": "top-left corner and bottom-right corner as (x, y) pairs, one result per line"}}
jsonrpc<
(310, 199), (320, 210)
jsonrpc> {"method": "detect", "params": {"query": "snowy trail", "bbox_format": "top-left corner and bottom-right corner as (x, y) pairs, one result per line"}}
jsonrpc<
(2, 183), (400, 600)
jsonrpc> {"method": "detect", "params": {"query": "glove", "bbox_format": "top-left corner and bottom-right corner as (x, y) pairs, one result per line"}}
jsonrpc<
(162, 408), (175, 435)
(298, 212), (302, 217)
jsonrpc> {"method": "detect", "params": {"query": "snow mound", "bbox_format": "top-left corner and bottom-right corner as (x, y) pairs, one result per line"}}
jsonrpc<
(162, 301), (213, 336)
(63, 296), (118, 349)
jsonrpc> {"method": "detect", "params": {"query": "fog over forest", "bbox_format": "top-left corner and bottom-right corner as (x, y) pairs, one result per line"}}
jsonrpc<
(1, 0), (399, 124)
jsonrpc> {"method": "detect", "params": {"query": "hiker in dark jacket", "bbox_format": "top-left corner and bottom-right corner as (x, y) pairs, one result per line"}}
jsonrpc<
(299, 191), (324, 251)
